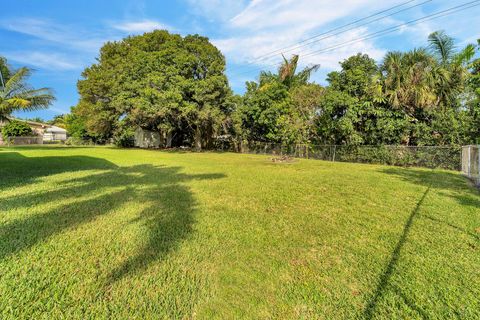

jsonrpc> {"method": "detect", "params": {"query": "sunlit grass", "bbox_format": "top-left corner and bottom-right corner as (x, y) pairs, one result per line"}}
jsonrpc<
(0, 146), (479, 319)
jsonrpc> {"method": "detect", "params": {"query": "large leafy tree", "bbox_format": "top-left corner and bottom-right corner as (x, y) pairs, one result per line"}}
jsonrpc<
(0, 57), (55, 120)
(317, 53), (405, 145)
(290, 83), (324, 145)
(76, 30), (233, 149)
(239, 80), (292, 143)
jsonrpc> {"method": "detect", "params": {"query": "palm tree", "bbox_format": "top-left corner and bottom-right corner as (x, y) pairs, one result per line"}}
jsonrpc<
(428, 31), (456, 65)
(381, 48), (438, 114)
(259, 54), (320, 89)
(428, 31), (477, 108)
(382, 31), (476, 113)
(428, 31), (476, 67)
(0, 62), (55, 120)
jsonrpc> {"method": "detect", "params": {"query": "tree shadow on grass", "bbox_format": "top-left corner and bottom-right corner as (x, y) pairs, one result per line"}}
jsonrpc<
(379, 167), (480, 209)
(363, 168), (480, 318)
(363, 187), (430, 319)
(421, 214), (479, 242)
(380, 167), (480, 241)
(0, 151), (115, 189)
(0, 153), (224, 286)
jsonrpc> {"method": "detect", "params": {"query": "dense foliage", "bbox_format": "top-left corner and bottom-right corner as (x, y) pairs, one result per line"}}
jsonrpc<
(236, 32), (479, 147)
(237, 55), (321, 144)
(1, 120), (33, 137)
(70, 31), (479, 149)
(0, 57), (55, 120)
(74, 30), (233, 149)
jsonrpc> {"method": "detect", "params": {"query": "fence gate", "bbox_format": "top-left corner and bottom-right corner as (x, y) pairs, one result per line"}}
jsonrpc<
(462, 145), (480, 186)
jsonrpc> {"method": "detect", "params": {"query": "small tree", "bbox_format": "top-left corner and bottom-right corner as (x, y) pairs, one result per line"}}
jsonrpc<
(1, 120), (33, 137)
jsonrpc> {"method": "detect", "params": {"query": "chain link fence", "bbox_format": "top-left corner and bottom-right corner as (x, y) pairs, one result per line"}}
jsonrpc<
(462, 145), (480, 186)
(238, 142), (462, 171)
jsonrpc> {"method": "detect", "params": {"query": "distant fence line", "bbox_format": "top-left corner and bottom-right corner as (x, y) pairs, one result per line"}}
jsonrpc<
(235, 142), (462, 171)
(1, 136), (44, 146)
(462, 145), (480, 186)
(0, 135), (469, 173)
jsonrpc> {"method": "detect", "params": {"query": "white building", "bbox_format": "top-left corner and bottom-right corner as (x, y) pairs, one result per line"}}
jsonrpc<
(43, 126), (67, 142)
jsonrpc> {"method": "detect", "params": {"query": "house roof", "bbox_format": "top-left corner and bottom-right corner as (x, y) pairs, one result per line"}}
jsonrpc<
(4, 116), (65, 131)
(45, 126), (67, 133)
(8, 117), (49, 128)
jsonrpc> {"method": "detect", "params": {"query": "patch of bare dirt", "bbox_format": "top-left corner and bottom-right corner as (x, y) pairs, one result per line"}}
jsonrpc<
(271, 155), (297, 163)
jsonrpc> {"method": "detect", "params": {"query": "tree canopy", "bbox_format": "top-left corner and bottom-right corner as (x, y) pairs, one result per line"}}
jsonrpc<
(235, 32), (479, 147)
(70, 30), (479, 148)
(75, 30), (233, 148)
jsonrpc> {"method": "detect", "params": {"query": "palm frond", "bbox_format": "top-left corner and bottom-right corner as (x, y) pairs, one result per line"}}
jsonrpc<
(452, 44), (476, 66)
(428, 31), (456, 64)
(3, 67), (31, 95)
(0, 66), (55, 117)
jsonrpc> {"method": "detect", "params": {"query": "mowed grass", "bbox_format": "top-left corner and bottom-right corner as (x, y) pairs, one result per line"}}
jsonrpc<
(0, 146), (479, 319)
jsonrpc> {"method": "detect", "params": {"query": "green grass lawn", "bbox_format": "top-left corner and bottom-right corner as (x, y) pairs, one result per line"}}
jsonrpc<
(0, 146), (479, 319)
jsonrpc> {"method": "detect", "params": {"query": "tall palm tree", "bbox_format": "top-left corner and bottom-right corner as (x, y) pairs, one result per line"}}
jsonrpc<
(382, 31), (476, 114)
(278, 54), (320, 88)
(0, 65), (55, 120)
(381, 48), (438, 114)
(259, 54), (320, 89)
(428, 31), (476, 107)
(428, 31), (456, 65)
(428, 31), (476, 67)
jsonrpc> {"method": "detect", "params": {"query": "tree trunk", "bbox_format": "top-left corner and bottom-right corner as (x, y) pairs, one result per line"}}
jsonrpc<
(166, 132), (173, 148)
(194, 127), (202, 151)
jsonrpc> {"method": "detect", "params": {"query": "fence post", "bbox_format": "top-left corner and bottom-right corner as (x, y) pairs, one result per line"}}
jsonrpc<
(478, 145), (480, 185)
(332, 145), (336, 162)
(467, 145), (471, 176)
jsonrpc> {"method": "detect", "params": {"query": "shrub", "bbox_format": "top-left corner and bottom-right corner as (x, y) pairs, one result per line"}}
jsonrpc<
(113, 127), (135, 148)
(65, 137), (94, 146)
(1, 120), (33, 138)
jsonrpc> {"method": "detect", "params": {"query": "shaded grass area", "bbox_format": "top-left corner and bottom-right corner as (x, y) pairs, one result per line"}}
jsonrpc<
(0, 146), (479, 319)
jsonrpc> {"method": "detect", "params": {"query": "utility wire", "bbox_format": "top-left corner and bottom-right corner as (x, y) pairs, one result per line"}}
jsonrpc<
(228, 0), (430, 73)
(229, 0), (480, 78)
(248, 0), (430, 63)
(301, 0), (480, 59)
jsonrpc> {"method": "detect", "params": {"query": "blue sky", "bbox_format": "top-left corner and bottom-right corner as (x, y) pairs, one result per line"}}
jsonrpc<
(1, 0), (479, 120)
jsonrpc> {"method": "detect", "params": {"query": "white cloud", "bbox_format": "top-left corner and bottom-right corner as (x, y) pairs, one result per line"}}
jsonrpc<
(6, 52), (81, 71)
(216, 28), (386, 71)
(112, 19), (172, 33)
(0, 18), (106, 53)
(213, 0), (396, 78)
(230, 0), (378, 32)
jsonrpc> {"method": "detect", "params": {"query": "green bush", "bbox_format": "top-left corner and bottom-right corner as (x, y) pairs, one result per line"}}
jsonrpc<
(65, 137), (94, 146)
(113, 127), (135, 148)
(1, 120), (33, 138)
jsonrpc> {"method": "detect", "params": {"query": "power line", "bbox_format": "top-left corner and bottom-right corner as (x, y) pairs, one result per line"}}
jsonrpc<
(250, 0), (430, 63)
(228, 0), (431, 73)
(228, 0), (480, 79)
(300, 0), (480, 59)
